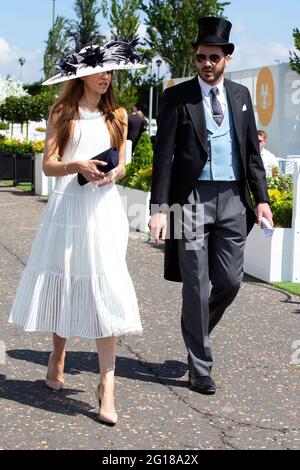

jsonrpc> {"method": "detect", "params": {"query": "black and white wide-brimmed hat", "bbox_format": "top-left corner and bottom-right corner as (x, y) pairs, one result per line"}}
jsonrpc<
(43, 38), (146, 86)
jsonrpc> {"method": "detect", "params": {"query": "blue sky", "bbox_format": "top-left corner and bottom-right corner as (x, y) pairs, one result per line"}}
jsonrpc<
(0, 0), (299, 82)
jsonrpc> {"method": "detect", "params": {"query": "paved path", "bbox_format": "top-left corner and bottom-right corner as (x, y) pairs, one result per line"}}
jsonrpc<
(0, 184), (299, 450)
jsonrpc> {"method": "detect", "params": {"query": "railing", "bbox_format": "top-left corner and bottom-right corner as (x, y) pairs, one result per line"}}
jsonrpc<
(277, 158), (300, 281)
(278, 155), (300, 175)
(291, 161), (300, 282)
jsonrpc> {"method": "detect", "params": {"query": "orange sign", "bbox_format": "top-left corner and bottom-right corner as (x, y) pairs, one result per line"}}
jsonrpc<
(166, 79), (175, 88)
(256, 67), (275, 126)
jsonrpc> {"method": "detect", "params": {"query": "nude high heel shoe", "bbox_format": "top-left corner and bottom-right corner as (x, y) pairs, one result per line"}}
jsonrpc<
(45, 352), (64, 391)
(95, 383), (118, 426)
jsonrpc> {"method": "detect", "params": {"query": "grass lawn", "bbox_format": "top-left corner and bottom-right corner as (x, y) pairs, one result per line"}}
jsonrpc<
(272, 282), (300, 297)
(0, 180), (33, 192)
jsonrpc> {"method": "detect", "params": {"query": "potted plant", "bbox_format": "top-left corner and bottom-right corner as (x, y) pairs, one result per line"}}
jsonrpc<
(32, 140), (56, 197)
(0, 137), (17, 181)
(14, 139), (35, 189)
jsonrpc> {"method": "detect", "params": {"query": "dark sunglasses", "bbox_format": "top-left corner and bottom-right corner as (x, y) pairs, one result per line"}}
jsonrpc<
(195, 53), (224, 64)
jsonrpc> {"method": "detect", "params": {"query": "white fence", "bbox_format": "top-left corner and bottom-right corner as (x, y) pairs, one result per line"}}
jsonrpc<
(34, 153), (55, 197)
(278, 155), (300, 175)
(244, 161), (300, 282)
(291, 162), (300, 282)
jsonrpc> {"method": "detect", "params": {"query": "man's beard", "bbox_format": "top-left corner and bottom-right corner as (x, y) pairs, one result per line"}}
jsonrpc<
(200, 65), (225, 83)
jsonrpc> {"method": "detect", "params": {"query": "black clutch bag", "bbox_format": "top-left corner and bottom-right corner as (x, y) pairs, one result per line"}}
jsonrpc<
(77, 147), (119, 186)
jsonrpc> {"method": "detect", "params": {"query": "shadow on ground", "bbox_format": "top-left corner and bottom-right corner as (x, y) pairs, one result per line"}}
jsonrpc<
(6, 349), (188, 386)
(1, 351), (188, 420)
(0, 372), (98, 420)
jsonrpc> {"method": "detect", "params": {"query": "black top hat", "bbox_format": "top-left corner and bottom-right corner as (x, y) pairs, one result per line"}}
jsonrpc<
(191, 17), (234, 55)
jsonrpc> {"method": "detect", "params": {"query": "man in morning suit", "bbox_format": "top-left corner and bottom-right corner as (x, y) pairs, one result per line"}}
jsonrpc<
(149, 17), (273, 395)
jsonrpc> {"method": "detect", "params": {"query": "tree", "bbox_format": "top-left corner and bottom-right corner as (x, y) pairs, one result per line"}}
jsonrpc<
(290, 28), (300, 74)
(0, 78), (54, 136)
(24, 81), (44, 96)
(43, 16), (71, 80)
(131, 74), (157, 115)
(29, 93), (55, 122)
(0, 75), (28, 106)
(101, 0), (143, 111)
(67, 0), (104, 51)
(0, 96), (31, 138)
(0, 94), (54, 130)
(141, 0), (230, 78)
(101, 0), (140, 39)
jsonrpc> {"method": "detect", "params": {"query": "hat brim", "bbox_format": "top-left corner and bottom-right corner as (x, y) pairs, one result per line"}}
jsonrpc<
(191, 41), (235, 55)
(43, 62), (146, 86)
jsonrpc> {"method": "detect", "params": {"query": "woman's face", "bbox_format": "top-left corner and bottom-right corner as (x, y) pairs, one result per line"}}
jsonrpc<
(81, 71), (112, 95)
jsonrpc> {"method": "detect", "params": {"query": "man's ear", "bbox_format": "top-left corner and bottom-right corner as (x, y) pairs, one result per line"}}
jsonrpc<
(225, 56), (231, 67)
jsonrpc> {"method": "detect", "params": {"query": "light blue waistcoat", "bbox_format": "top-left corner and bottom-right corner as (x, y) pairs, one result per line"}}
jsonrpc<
(198, 102), (241, 181)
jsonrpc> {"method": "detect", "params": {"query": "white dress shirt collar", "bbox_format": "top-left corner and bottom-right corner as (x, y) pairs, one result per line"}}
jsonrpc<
(198, 75), (225, 97)
(197, 75), (227, 116)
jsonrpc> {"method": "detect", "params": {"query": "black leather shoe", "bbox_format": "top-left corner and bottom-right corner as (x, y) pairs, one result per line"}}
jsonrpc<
(190, 375), (216, 395)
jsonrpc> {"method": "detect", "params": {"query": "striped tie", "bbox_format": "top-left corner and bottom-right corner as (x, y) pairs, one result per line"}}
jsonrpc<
(210, 87), (224, 126)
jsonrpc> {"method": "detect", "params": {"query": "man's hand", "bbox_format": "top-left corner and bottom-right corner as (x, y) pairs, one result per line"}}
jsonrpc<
(148, 213), (167, 245)
(257, 202), (273, 228)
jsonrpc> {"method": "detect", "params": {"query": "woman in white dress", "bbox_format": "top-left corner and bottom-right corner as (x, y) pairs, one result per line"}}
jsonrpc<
(9, 40), (145, 426)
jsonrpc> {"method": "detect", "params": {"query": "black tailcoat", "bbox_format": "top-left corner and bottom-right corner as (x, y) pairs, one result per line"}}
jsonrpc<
(150, 76), (269, 282)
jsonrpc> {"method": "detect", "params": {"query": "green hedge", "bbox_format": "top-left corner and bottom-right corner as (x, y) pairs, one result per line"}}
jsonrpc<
(0, 121), (9, 130)
(0, 92), (54, 124)
(0, 137), (44, 154)
(119, 132), (153, 192)
(267, 169), (293, 228)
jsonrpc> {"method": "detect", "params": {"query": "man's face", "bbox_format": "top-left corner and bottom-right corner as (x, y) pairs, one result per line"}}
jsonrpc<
(195, 45), (230, 85)
(258, 135), (266, 153)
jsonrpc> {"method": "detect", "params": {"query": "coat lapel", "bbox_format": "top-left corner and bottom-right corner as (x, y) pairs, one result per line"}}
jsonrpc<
(183, 77), (245, 156)
(185, 76), (208, 155)
(224, 78), (243, 146)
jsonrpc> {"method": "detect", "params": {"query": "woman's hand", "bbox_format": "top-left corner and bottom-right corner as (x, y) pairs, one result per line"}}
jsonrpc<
(98, 163), (126, 187)
(77, 160), (108, 182)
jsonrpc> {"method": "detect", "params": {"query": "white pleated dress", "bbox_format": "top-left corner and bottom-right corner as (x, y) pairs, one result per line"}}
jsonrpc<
(9, 108), (142, 339)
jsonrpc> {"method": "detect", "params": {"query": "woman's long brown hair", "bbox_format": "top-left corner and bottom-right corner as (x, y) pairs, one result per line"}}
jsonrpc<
(49, 76), (126, 156)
